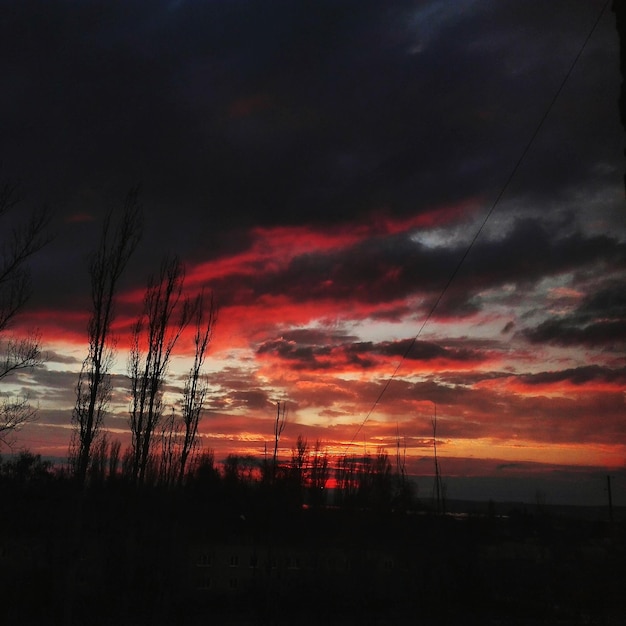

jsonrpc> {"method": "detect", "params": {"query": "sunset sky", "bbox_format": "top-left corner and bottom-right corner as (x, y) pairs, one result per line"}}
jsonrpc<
(1, 0), (624, 505)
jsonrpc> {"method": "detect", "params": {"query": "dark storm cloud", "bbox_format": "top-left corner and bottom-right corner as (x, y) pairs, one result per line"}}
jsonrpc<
(257, 335), (489, 372)
(1, 0), (618, 318)
(19, 366), (132, 411)
(1, 1), (615, 231)
(525, 282), (626, 347)
(525, 318), (626, 347)
(203, 366), (275, 412)
(519, 365), (626, 386)
(7, 368), (77, 414)
(230, 389), (271, 412)
(368, 338), (486, 363)
(206, 218), (626, 323)
(578, 282), (626, 318)
(280, 328), (358, 346)
(456, 218), (626, 291)
(45, 350), (82, 366)
(257, 338), (333, 370)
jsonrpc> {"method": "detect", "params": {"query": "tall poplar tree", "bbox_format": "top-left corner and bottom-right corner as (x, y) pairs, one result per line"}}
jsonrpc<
(70, 190), (142, 484)
(128, 255), (193, 485)
(178, 290), (216, 485)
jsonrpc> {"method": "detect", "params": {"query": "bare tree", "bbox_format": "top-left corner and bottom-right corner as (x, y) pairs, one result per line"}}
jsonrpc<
(0, 180), (52, 332)
(189, 449), (218, 486)
(157, 408), (181, 486)
(70, 191), (142, 483)
(153, 292), (216, 487)
(1, 333), (43, 381)
(335, 454), (358, 507)
(272, 400), (287, 483)
(178, 290), (216, 485)
(128, 255), (194, 485)
(309, 439), (330, 507)
(286, 434), (309, 506)
(0, 178), (51, 447)
(108, 437), (121, 480)
(0, 335), (44, 448)
(370, 448), (393, 511)
(87, 434), (109, 485)
(432, 403), (445, 514)
(394, 426), (415, 510)
(0, 395), (37, 449)
(290, 433), (308, 477)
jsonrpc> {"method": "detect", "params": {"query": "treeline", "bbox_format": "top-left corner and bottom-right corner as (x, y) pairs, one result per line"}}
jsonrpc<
(0, 436), (417, 514)
(0, 444), (419, 625)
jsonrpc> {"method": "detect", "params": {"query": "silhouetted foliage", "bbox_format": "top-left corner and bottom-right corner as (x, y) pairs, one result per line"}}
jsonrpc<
(308, 439), (330, 508)
(0, 177), (51, 448)
(358, 448), (393, 512)
(87, 434), (109, 485)
(285, 434), (308, 507)
(272, 400), (287, 483)
(335, 454), (359, 507)
(152, 292), (216, 489)
(0, 449), (53, 484)
(178, 291), (216, 485)
(108, 437), (121, 480)
(128, 255), (194, 485)
(223, 453), (261, 487)
(188, 449), (220, 490)
(70, 190), (142, 484)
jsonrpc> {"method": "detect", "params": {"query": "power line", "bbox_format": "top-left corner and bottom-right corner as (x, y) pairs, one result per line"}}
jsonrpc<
(346, 0), (610, 450)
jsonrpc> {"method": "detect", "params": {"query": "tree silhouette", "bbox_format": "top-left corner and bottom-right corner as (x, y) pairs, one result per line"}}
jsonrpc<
(178, 290), (216, 485)
(308, 439), (330, 508)
(153, 292), (216, 487)
(288, 434), (309, 506)
(432, 403), (445, 513)
(0, 449), (53, 483)
(69, 190), (142, 483)
(128, 255), (194, 485)
(272, 401), (287, 484)
(0, 177), (51, 448)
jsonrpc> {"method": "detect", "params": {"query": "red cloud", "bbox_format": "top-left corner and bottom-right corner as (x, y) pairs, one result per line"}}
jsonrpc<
(10, 203), (626, 481)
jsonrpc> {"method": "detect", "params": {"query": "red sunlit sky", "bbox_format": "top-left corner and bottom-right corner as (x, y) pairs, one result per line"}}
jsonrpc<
(1, 1), (625, 505)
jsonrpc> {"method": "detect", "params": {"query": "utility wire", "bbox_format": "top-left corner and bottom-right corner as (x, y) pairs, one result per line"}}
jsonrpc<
(346, 0), (610, 450)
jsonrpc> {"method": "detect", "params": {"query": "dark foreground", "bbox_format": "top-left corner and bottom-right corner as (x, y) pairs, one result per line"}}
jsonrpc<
(1, 477), (624, 625)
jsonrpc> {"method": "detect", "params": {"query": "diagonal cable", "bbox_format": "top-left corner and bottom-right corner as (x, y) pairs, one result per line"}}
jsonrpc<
(346, 0), (610, 450)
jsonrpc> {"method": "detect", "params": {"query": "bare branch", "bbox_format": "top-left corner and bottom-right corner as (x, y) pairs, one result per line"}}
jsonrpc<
(0, 177), (52, 447)
(0, 204), (54, 332)
(0, 332), (43, 382)
(0, 394), (37, 449)
(178, 290), (217, 484)
(272, 400), (287, 483)
(128, 254), (194, 485)
(71, 189), (143, 484)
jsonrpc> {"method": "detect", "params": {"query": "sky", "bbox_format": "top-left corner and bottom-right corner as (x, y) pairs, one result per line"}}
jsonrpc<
(1, 0), (625, 506)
